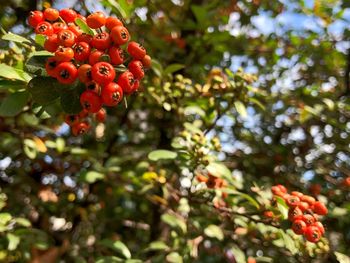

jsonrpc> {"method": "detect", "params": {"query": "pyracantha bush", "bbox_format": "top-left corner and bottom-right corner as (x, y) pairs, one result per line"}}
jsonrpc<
(28, 8), (151, 136)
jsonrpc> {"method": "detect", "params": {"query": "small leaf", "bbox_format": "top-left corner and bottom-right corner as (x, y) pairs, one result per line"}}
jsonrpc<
(0, 64), (30, 82)
(164, 64), (185, 75)
(7, 233), (20, 251)
(204, 225), (224, 241)
(99, 240), (131, 259)
(229, 245), (246, 263)
(0, 80), (26, 91)
(0, 213), (12, 225)
(161, 213), (187, 233)
(2, 32), (30, 44)
(145, 241), (169, 252)
(191, 5), (207, 25)
(151, 59), (163, 77)
(15, 218), (31, 227)
(206, 162), (231, 179)
(60, 87), (83, 114)
(335, 251), (350, 263)
(0, 91), (29, 117)
(148, 150), (177, 161)
(35, 34), (46, 47)
(25, 54), (51, 75)
(75, 18), (95, 35)
(27, 77), (61, 106)
(80, 171), (105, 184)
(234, 101), (247, 118)
(166, 252), (183, 263)
(96, 256), (123, 263)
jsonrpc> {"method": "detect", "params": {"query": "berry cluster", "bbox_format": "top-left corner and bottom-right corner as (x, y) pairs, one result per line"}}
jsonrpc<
(28, 8), (151, 135)
(271, 184), (327, 243)
(196, 173), (228, 208)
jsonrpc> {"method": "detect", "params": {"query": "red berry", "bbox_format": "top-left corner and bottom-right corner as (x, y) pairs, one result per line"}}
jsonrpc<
(52, 22), (68, 33)
(79, 109), (89, 119)
(132, 79), (140, 92)
(313, 201), (328, 215)
(127, 41), (146, 60)
(86, 81), (101, 94)
(78, 64), (92, 83)
(263, 211), (274, 218)
(44, 34), (59, 52)
(108, 46), (125, 65)
(59, 8), (77, 23)
(117, 71), (135, 94)
(313, 221), (325, 235)
(28, 11), (44, 28)
(56, 62), (78, 84)
(292, 219), (307, 235)
(301, 195), (316, 205)
(142, 55), (152, 68)
(105, 16), (123, 30)
(286, 196), (300, 208)
(72, 121), (90, 136)
(128, 60), (145, 80)
(301, 214), (316, 226)
(91, 62), (116, 85)
(68, 23), (83, 36)
(110, 26), (129, 45)
(44, 8), (59, 21)
(298, 201), (310, 212)
(57, 29), (76, 47)
(304, 226), (321, 243)
(288, 207), (303, 221)
(80, 90), (102, 113)
(65, 114), (79, 126)
(55, 47), (74, 62)
(86, 12), (106, 29)
(91, 32), (111, 50)
(95, 108), (106, 122)
(101, 82), (123, 106)
(89, 50), (104, 65)
(45, 57), (59, 78)
(77, 33), (93, 44)
(35, 21), (54, 36)
(291, 191), (303, 198)
(74, 42), (91, 61)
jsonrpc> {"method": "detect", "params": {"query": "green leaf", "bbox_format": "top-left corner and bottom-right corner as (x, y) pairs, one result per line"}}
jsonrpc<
(60, 87), (83, 114)
(0, 64), (31, 82)
(0, 80), (26, 91)
(234, 101), (247, 118)
(225, 189), (260, 209)
(7, 233), (20, 251)
(335, 251), (350, 263)
(102, 0), (131, 19)
(275, 196), (288, 219)
(99, 240), (131, 259)
(75, 18), (95, 35)
(0, 91), (29, 117)
(164, 64), (185, 75)
(229, 245), (246, 263)
(27, 77), (61, 106)
(206, 162), (231, 179)
(191, 5), (207, 25)
(151, 59), (163, 77)
(161, 213), (187, 233)
(23, 139), (37, 159)
(2, 32), (30, 44)
(35, 34), (46, 47)
(148, 150), (177, 161)
(0, 213), (12, 225)
(80, 171), (105, 184)
(15, 218), (31, 227)
(25, 54), (51, 75)
(280, 230), (298, 255)
(204, 225), (224, 240)
(166, 252), (183, 263)
(96, 256), (123, 263)
(145, 241), (169, 252)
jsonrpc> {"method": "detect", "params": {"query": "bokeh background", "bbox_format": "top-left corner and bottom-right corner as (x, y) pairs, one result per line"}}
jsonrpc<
(0, 0), (350, 262)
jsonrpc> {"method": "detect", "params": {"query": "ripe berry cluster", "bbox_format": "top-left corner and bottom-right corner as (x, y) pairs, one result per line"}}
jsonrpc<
(28, 8), (151, 135)
(196, 173), (228, 208)
(271, 184), (327, 243)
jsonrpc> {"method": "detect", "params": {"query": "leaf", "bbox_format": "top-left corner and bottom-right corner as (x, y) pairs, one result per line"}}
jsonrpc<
(27, 77), (61, 106)
(275, 196), (288, 220)
(161, 213), (187, 233)
(225, 189), (260, 209)
(204, 225), (224, 240)
(191, 5), (207, 25)
(335, 251), (350, 263)
(164, 64), (185, 75)
(102, 0), (130, 19)
(166, 252), (183, 263)
(2, 32), (30, 44)
(6, 233), (20, 251)
(96, 256), (123, 263)
(60, 87), (83, 114)
(0, 80), (26, 91)
(0, 91), (29, 117)
(151, 59), (163, 77)
(15, 218), (31, 227)
(0, 64), (30, 82)
(80, 171), (105, 184)
(145, 241), (169, 252)
(234, 101), (247, 118)
(280, 230), (298, 255)
(148, 150), (177, 161)
(23, 139), (37, 159)
(206, 162), (231, 179)
(99, 240), (131, 259)
(75, 18), (95, 35)
(0, 213), (12, 225)
(229, 245), (246, 263)
(25, 54), (51, 75)
(35, 34), (46, 47)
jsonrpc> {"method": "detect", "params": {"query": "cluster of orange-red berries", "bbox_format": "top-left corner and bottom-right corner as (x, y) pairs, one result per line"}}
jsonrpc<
(196, 173), (228, 208)
(271, 184), (327, 243)
(28, 8), (151, 135)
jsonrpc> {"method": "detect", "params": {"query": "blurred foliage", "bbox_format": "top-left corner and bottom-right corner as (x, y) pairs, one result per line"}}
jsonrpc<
(0, 0), (350, 262)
